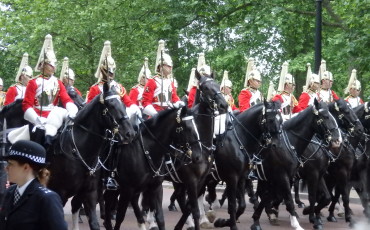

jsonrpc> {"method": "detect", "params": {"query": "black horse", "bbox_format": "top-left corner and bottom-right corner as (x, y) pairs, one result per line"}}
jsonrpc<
(206, 100), (282, 230)
(45, 81), (135, 230)
(162, 71), (228, 230)
(285, 99), (363, 230)
(352, 102), (370, 219)
(250, 100), (342, 230)
(103, 106), (204, 230)
(65, 85), (85, 110)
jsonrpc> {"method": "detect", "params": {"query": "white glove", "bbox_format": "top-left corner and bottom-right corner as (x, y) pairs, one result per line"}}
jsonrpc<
(143, 104), (158, 117)
(173, 101), (185, 109)
(24, 108), (46, 127)
(66, 102), (78, 119)
(129, 104), (142, 118)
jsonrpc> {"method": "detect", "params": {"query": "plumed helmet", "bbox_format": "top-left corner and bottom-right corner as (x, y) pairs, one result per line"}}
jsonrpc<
(197, 53), (211, 76)
(35, 34), (57, 72)
(345, 69), (361, 93)
(277, 61), (295, 92)
(16, 53), (33, 82)
(305, 63), (320, 91)
(266, 81), (276, 101)
(60, 57), (75, 81)
(321, 71), (333, 81)
(244, 58), (261, 87)
(154, 40), (173, 73)
(95, 41), (116, 80)
(187, 68), (197, 91)
(318, 59), (326, 78)
(220, 70), (232, 90)
(0, 78), (3, 86)
(138, 57), (152, 83)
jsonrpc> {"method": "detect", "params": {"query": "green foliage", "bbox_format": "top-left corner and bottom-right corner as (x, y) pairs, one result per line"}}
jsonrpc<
(0, 0), (368, 101)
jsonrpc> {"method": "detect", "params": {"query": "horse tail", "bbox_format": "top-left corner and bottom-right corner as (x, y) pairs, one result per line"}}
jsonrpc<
(38, 168), (51, 186)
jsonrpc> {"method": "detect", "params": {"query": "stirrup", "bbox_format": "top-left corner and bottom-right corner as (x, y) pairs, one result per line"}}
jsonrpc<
(248, 170), (258, 180)
(106, 177), (119, 190)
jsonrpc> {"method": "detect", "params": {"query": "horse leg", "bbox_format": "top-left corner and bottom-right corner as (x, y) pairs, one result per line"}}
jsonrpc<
(113, 188), (133, 230)
(81, 190), (100, 230)
(327, 186), (341, 222)
(236, 178), (247, 222)
(246, 178), (259, 210)
(214, 177), (238, 230)
(280, 175), (304, 230)
(251, 181), (270, 230)
(313, 177), (332, 229)
(169, 181), (179, 211)
(293, 178), (305, 208)
(131, 193), (146, 230)
(302, 172), (323, 229)
(152, 185), (165, 230)
(103, 189), (119, 230)
(71, 195), (83, 230)
(175, 181), (200, 230)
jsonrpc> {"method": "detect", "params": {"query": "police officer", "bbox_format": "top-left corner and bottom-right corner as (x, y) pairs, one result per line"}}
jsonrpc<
(0, 140), (67, 230)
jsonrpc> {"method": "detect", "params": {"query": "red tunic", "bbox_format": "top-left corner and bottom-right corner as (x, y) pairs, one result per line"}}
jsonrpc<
(87, 81), (134, 107)
(295, 91), (319, 112)
(4, 84), (26, 105)
(238, 88), (262, 112)
(142, 76), (180, 111)
(129, 84), (145, 106)
(272, 93), (301, 114)
(22, 75), (73, 117)
(187, 86), (197, 108)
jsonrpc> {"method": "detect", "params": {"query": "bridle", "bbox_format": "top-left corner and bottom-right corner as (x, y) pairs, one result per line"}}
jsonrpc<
(333, 102), (359, 136)
(198, 78), (223, 116)
(260, 105), (282, 145)
(313, 106), (340, 145)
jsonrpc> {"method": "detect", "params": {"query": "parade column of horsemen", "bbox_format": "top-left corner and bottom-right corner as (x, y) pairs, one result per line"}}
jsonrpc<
(0, 34), (369, 230)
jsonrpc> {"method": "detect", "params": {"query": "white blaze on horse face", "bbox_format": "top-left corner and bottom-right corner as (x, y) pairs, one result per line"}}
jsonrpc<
(289, 215), (304, 230)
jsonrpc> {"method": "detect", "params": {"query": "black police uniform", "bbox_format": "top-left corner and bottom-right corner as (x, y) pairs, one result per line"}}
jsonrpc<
(0, 178), (67, 230)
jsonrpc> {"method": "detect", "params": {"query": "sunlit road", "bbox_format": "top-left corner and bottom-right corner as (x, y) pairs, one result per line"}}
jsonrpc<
(64, 184), (370, 230)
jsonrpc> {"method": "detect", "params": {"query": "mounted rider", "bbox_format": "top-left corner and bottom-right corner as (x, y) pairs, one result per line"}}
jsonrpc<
(220, 70), (238, 111)
(295, 63), (320, 111)
(129, 57), (151, 109)
(4, 53), (33, 106)
(186, 67), (197, 108)
(272, 61), (300, 121)
(87, 41), (141, 118)
(141, 40), (184, 117)
(59, 57), (82, 97)
(21, 34), (78, 147)
(238, 58), (263, 112)
(318, 60), (339, 103)
(345, 69), (364, 108)
(187, 53), (209, 108)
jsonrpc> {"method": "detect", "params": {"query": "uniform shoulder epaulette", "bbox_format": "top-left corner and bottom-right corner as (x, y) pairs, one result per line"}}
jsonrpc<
(38, 186), (53, 194)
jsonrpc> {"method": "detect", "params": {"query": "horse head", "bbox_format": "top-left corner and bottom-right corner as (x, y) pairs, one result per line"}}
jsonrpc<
(66, 85), (85, 109)
(329, 98), (364, 137)
(102, 81), (136, 144)
(312, 99), (342, 148)
(353, 101), (370, 133)
(195, 69), (228, 115)
(260, 100), (283, 143)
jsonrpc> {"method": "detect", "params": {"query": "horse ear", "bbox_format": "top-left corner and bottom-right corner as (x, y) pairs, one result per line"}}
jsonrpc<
(103, 81), (109, 94)
(314, 98), (319, 109)
(195, 69), (201, 81)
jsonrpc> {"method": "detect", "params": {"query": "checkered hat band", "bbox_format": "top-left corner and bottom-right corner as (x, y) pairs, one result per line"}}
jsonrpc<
(9, 149), (46, 164)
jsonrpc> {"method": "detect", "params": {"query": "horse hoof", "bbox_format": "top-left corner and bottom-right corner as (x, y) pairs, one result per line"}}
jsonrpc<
(200, 221), (214, 229)
(348, 221), (355, 228)
(168, 204), (178, 212)
(302, 207), (310, 215)
(250, 223), (262, 230)
(327, 215), (337, 222)
(337, 212), (345, 218)
(149, 227), (159, 230)
(297, 202), (305, 208)
(214, 218), (227, 228)
(313, 223), (323, 230)
(187, 227), (195, 230)
(78, 215), (83, 223)
(269, 218), (279, 226)
(206, 210), (216, 223)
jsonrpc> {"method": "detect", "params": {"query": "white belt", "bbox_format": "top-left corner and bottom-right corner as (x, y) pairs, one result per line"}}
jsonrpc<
(34, 104), (55, 111)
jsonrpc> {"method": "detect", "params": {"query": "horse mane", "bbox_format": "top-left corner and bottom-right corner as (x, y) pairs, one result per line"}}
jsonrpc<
(236, 103), (264, 123)
(283, 105), (313, 129)
(143, 108), (179, 130)
(73, 94), (100, 123)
